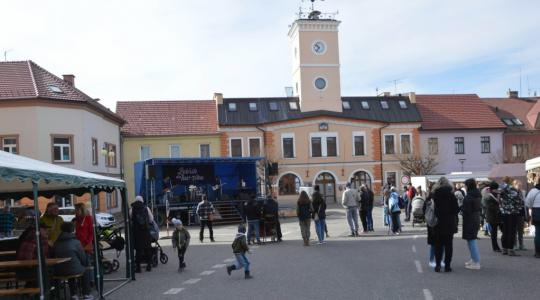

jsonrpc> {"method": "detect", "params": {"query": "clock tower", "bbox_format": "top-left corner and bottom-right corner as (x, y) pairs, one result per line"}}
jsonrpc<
(288, 12), (342, 112)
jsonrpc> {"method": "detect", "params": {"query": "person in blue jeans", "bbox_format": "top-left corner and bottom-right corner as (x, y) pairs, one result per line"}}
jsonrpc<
(312, 186), (327, 244)
(243, 198), (261, 245)
(226, 224), (253, 279)
(462, 178), (482, 270)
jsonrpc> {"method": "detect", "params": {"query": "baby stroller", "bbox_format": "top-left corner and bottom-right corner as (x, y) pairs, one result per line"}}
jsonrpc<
(97, 226), (125, 274)
(149, 220), (168, 267)
(411, 196), (425, 227)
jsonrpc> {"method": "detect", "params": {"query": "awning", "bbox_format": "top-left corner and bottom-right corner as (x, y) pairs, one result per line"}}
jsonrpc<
(488, 163), (525, 179)
(526, 156), (540, 171)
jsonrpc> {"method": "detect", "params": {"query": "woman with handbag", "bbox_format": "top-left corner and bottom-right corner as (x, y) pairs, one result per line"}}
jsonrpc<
(525, 178), (540, 258)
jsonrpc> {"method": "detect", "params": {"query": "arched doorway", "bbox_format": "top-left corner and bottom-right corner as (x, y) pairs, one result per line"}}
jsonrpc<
(351, 171), (372, 190)
(315, 172), (336, 203)
(278, 173), (301, 196)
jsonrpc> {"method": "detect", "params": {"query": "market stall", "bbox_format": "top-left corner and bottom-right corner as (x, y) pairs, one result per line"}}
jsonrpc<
(526, 156), (540, 184)
(0, 150), (134, 299)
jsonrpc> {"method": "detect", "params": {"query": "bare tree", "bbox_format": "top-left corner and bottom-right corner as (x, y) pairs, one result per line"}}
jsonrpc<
(399, 154), (439, 176)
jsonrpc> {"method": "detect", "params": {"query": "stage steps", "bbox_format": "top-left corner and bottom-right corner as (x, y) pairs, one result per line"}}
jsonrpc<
(212, 201), (243, 225)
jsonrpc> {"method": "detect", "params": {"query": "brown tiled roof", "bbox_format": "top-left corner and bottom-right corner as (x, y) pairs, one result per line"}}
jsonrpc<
(481, 98), (540, 130)
(116, 101), (219, 137)
(416, 94), (506, 130)
(0, 60), (124, 124)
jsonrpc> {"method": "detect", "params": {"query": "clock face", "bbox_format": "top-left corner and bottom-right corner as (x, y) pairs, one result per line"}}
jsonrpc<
(312, 41), (326, 54)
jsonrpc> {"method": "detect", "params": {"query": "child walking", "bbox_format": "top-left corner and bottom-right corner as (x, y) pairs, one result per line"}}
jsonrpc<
(171, 218), (190, 271)
(226, 224), (253, 279)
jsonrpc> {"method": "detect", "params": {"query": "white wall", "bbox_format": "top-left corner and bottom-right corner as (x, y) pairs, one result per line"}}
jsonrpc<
(420, 130), (504, 174)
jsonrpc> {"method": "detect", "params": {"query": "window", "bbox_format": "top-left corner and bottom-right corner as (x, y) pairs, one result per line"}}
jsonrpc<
(140, 145), (151, 160)
(289, 102), (299, 110)
(342, 101), (351, 110)
(1, 136), (18, 154)
(249, 102), (257, 111)
(269, 102), (279, 111)
(104, 143), (117, 167)
(353, 135), (365, 156)
(361, 101), (370, 109)
(278, 174), (301, 195)
(52, 135), (73, 163)
(314, 77), (327, 90)
(480, 136), (491, 154)
(310, 133), (338, 157)
(228, 103), (237, 112)
(282, 134), (295, 158)
(249, 138), (261, 157)
(385, 172), (397, 188)
(107, 192), (118, 209)
(91, 138), (98, 165)
(230, 138), (243, 157)
(512, 144), (530, 160)
(48, 85), (63, 93)
(384, 135), (395, 155)
(513, 118), (524, 126)
(455, 137), (465, 154)
(170, 144), (181, 158)
(428, 138), (438, 155)
(398, 100), (407, 109)
(502, 118), (514, 126)
(380, 100), (389, 109)
(311, 137), (322, 157)
(200, 144), (210, 158)
(401, 134), (411, 154)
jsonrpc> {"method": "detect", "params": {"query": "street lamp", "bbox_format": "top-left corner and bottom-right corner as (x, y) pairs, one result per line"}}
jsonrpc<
(459, 158), (466, 172)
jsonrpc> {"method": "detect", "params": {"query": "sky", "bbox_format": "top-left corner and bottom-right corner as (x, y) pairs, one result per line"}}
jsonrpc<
(2, 0), (540, 111)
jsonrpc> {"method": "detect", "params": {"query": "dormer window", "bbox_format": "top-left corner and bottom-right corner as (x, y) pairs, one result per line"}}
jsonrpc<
(380, 100), (389, 110)
(269, 102), (279, 111)
(502, 118), (514, 126)
(249, 102), (257, 111)
(342, 101), (351, 110)
(513, 118), (523, 126)
(289, 102), (299, 111)
(228, 103), (237, 112)
(398, 100), (407, 109)
(361, 101), (370, 110)
(48, 85), (63, 93)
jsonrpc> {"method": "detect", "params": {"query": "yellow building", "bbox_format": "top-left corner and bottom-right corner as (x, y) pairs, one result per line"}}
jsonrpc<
(116, 100), (221, 201)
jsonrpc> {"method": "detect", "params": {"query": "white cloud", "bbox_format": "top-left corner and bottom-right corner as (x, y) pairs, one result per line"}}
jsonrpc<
(2, 0), (539, 110)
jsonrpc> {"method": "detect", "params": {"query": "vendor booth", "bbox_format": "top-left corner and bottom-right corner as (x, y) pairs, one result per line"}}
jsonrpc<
(0, 151), (134, 299)
(526, 156), (540, 184)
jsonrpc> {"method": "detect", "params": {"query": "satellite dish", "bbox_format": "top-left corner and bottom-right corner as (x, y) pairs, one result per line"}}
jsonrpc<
(308, 10), (321, 19)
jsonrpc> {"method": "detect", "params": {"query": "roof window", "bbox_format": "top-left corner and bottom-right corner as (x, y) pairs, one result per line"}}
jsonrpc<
(512, 118), (524, 126)
(342, 101), (351, 110)
(269, 102), (279, 111)
(289, 101), (299, 111)
(48, 85), (63, 93)
(249, 102), (257, 111)
(361, 101), (370, 110)
(380, 100), (389, 110)
(228, 102), (237, 112)
(502, 118), (514, 126)
(398, 100), (407, 109)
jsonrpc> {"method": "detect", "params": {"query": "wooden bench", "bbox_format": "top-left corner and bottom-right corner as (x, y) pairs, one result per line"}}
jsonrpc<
(0, 287), (40, 296)
(52, 273), (84, 299)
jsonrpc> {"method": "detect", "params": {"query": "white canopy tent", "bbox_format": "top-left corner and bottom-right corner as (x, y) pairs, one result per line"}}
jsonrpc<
(0, 151), (133, 299)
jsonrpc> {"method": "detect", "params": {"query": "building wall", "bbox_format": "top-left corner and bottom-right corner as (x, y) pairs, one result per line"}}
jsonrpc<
(419, 130), (504, 174)
(222, 118), (420, 206)
(122, 135), (221, 201)
(503, 131), (540, 162)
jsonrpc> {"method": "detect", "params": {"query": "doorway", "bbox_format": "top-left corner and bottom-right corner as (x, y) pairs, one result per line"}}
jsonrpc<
(351, 171), (372, 190)
(315, 172), (336, 203)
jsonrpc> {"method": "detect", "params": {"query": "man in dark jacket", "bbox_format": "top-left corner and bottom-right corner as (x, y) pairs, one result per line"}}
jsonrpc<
(359, 185), (373, 233)
(312, 186), (327, 244)
(462, 178), (482, 270)
(196, 196), (215, 242)
(53, 222), (93, 299)
(263, 196), (282, 242)
(243, 198), (261, 245)
(482, 182), (502, 252)
(432, 177), (460, 272)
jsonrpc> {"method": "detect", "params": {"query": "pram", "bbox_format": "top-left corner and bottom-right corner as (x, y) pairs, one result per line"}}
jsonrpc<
(149, 220), (168, 267)
(97, 226), (125, 274)
(411, 196), (425, 227)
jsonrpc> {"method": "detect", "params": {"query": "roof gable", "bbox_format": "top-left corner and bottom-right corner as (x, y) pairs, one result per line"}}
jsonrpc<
(116, 100), (219, 137)
(481, 98), (539, 130)
(416, 94), (506, 130)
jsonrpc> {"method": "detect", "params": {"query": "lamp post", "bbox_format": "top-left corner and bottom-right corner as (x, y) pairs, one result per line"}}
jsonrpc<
(459, 158), (466, 172)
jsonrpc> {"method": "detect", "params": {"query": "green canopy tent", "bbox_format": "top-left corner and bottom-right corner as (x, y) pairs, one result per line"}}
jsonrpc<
(0, 150), (134, 299)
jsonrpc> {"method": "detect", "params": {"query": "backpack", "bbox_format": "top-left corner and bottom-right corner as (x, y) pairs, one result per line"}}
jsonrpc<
(133, 206), (149, 229)
(425, 199), (438, 227)
(398, 196), (405, 209)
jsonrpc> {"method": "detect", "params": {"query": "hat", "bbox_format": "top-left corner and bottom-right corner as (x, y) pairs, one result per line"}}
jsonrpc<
(237, 224), (246, 233)
(489, 181), (499, 191)
(171, 218), (182, 226)
(134, 195), (144, 202)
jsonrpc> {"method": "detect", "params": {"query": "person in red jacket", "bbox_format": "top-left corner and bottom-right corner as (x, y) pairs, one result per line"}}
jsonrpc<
(74, 203), (94, 253)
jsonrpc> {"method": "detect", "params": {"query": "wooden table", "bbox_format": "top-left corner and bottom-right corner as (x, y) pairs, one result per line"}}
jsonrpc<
(0, 251), (16, 257)
(0, 258), (70, 269)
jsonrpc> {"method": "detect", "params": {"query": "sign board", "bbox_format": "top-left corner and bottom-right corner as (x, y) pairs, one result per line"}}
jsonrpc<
(401, 175), (410, 185)
(163, 165), (215, 185)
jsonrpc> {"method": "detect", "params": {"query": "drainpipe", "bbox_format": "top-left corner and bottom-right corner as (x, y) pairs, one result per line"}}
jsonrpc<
(379, 123), (390, 189)
(255, 125), (270, 197)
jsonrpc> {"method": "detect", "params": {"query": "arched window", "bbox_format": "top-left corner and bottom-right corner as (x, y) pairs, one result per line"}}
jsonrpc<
(352, 171), (372, 190)
(279, 174), (301, 195)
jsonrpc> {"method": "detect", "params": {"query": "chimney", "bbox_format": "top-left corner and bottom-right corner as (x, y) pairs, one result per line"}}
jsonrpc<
(63, 74), (75, 87)
(507, 89), (518, 98)
(408, 92), (416, 103)
(213, 92), (223, 104)
(383, 92), (391, 97)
